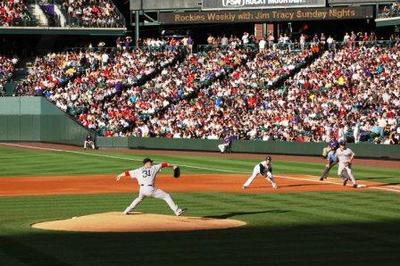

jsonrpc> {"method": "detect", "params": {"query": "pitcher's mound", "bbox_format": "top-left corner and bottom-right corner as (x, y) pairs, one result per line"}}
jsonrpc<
(32, 212), (246, 232)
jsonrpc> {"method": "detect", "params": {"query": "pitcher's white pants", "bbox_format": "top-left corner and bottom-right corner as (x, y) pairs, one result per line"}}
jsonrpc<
(124, 187), (180, 215)
(244, 164), (277, 188)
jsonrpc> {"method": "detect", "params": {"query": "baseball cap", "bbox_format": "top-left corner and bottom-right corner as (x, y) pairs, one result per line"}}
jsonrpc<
(143, 158), (153, 165)
(266, 155), (272, 161)
(329, 139), (339, 148)
(339, 140), (347, 146)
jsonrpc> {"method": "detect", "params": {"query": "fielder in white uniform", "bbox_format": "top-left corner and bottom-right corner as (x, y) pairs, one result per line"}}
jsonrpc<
(116, 158), (185, 216)
(336, 141), (359, 188)
(243, 156), (278, 189)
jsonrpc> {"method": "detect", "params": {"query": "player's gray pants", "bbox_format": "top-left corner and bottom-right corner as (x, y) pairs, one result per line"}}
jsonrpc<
(84, 140), (95, 149)
(244, 165), (277, 188)
(124, 187), (180, 215)
(320, 162), (336, 179)
(340, 166), (357, 185)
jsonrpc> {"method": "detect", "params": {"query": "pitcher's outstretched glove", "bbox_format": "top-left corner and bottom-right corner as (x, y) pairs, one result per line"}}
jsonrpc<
(173, 166), (181, 178)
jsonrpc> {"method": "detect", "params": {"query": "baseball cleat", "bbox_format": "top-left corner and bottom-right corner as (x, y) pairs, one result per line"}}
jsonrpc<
(242, 185), (248, 190)
(272, 183), (278, 189)
(175, 208), (186, 216)
(353, 184), (359, 188)
(319, 177), (324, 181)
(123, 211), (134, 215)
(343, 178), (349, 186)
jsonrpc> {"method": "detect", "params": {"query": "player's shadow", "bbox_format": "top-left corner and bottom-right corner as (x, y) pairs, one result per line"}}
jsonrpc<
(204, 210), (289, 219)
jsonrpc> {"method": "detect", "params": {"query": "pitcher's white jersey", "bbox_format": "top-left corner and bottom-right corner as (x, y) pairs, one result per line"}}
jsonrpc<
(121, 162), (184, 216)
(128, 164), (163, 186)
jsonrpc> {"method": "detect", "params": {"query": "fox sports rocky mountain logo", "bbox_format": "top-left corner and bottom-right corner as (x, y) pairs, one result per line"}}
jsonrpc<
(222, 0), (245, 7)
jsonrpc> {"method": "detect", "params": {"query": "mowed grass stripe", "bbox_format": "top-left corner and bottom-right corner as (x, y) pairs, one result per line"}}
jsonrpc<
(0, 145), (399, 184)
(1, 192), (400, 265)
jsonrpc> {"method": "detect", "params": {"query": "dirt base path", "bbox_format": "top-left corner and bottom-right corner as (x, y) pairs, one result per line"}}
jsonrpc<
(1, 174), (399, 197)
(32, 212), (246, 233)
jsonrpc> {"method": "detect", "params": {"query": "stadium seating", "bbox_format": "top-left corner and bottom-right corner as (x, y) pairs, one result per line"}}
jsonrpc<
(283, 42), (400, 144)
(0, 0), (32, 26)
(60, 0), (124, 28)
(379, 2), (400, 18)
(14, 34), (400, 144)
(145, 45), (320, 140)
(0, 55), (17, 96)
(17, 46), (181, 132)
(78, 46), (251, 136)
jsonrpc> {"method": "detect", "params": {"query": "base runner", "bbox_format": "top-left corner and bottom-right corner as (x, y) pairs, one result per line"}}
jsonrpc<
(336, 141), (359, 188)
(116, 158), (185, 216)
(243, 155), (278, 189)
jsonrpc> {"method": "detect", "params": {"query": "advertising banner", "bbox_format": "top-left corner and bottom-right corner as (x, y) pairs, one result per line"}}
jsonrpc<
(159, 6), (374, 24)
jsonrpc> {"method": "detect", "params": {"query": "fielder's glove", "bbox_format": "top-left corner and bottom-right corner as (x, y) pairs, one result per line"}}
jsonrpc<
(173, 166), (181, 178)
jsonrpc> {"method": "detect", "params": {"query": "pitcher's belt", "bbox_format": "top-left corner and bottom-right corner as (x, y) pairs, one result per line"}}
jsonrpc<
(140, 184), (153, 186)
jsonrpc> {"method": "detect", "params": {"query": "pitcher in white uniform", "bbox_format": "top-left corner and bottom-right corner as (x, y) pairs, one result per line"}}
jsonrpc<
(116, 158), (185, 216)
(336, 141), (359, 188)
(243, 156), (278, 189)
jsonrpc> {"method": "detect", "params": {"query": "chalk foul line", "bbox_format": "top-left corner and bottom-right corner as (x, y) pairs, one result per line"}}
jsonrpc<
(1, 143), (399, 194)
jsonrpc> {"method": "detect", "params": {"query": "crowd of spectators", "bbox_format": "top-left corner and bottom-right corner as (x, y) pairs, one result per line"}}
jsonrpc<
(16, 50), (84, 96)
(141, 45), (319, 140)
(380, 2), (400, 18)
(139, 41), (400, 144)
(0, 0), (31, 27)
(0, 55), (18, 96)
(61, 0), (124, 28)
(277, 43), (400, 144)
(206, 33), (256, 48)
(13, 32), (400, 145)
(79, 46), (250, 136)
(17, 47), (179, 131)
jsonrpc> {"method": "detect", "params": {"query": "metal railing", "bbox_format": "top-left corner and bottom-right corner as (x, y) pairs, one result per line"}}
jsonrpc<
(197, 42), (319, 52)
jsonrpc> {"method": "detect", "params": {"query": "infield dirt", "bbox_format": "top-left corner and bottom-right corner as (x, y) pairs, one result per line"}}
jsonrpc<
(1, 173), (399, 197)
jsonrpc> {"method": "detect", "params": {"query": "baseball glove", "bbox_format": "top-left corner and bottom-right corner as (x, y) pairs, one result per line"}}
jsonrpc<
(173, 166), (181, 178)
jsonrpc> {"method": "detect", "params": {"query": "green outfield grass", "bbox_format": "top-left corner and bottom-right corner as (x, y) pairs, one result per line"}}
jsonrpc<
(0, 146), (398, 184)
(1, 192), (400, 265)
(0, 145), (399, 265)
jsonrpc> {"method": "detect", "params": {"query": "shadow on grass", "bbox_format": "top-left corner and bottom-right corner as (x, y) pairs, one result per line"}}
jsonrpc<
(204, 210), (289, 219)
(2, 220), (400, 266)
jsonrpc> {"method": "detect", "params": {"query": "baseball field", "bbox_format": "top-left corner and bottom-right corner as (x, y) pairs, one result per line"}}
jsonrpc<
(0, 143), (399, 265)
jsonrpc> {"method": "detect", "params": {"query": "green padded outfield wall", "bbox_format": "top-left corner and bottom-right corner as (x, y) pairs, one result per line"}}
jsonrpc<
(96, 137), (129, 148)
(1, 97), (398, 159)
(0, 97), (91, 145)
(128, 137), (400, 160)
